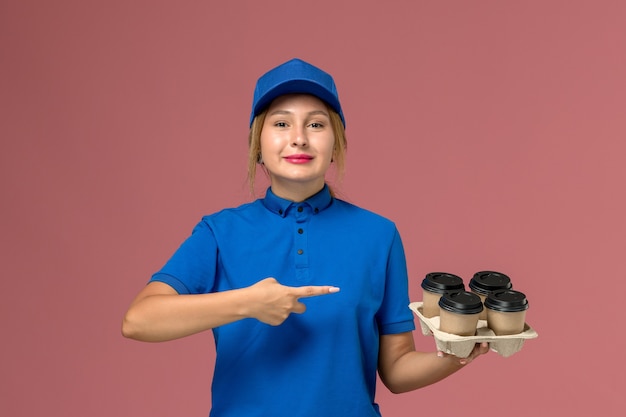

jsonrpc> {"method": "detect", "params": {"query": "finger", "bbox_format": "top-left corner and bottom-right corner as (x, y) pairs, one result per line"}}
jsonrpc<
(292, 301), (307, 314)
(462, 342), (490, 365)
(438, 350), (469, 365)
(292, 285), (340, 299)
(472, 342), (489, 357)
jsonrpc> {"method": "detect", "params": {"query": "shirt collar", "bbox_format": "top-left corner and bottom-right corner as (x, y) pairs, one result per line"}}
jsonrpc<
(262, 184), (333, 217)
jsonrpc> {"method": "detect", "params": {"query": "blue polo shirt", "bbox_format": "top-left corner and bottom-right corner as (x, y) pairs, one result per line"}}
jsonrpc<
(151, 185), (415, 417)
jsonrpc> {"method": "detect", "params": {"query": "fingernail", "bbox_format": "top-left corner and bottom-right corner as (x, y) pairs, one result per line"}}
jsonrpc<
(329, 287), (340, 293)
(437, 351), (443, 358)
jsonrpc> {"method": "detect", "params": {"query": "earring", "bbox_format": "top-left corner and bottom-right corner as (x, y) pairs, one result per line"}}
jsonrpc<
(257, 153), (263, 164)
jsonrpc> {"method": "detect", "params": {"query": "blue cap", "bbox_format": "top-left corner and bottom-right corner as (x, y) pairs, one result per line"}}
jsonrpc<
(250, 58), (345, 127)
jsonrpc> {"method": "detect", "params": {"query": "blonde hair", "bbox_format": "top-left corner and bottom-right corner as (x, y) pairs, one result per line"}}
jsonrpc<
(247, 106), (347, 197)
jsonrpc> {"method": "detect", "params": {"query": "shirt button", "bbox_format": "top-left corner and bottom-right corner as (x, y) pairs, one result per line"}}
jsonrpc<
(297, 207), (303, 212)
(278, 209), (283, 215)
(297, 249), (304, 255)
(314, 208), (319, 213)
(298, 228), (303, 234)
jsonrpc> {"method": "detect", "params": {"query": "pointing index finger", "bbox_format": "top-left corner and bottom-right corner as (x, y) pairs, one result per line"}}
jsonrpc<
(293, 285), (340, 299)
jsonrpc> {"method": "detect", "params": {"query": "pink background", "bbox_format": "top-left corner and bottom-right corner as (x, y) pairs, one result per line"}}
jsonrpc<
(2, 1), (625, 416)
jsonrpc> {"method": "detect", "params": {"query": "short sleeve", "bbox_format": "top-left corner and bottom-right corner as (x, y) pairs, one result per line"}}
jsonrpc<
(150, 219), (218, 295)
(376, 227), (416, 335)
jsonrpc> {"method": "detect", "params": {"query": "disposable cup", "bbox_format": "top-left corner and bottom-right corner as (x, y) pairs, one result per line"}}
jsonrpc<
(485, 290), (529, 335)
(469, 271), (513, 320)
(438, 291), (483, 336)
(420, 272), (464, 318)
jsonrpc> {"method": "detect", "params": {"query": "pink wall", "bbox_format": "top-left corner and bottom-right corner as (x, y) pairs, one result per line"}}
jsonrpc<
(2, 1), (625, 416)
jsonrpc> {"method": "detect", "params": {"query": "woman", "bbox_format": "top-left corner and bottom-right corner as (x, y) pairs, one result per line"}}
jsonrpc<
(122, 58), (488, 417)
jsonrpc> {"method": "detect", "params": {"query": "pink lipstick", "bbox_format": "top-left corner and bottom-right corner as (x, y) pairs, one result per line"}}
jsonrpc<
(284, 154), (313, 164)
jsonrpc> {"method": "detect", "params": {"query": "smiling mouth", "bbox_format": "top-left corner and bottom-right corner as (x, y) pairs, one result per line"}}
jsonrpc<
(284, 155), (313, 163)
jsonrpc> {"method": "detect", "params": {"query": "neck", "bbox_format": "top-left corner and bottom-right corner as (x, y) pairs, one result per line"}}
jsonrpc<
(270, 180), (325, 202)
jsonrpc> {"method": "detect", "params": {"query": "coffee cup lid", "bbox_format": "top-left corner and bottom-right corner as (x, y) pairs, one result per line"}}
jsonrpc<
(438, 291), (484, 315)
(421, 272), (465, 294)
(485, 290), (529, 312)
(469, 271), (512, 295)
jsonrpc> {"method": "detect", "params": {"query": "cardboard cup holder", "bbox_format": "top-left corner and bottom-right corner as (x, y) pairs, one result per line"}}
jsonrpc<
(409, 301), (538, 358)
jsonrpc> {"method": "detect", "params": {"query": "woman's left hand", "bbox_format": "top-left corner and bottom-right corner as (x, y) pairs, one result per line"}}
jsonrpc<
(438, 341), (490, 366)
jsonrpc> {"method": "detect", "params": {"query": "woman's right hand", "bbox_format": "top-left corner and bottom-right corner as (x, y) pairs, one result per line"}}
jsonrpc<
(244, 277), (340, 326)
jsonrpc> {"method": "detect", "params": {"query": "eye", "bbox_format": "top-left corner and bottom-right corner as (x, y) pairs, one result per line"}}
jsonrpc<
(309, 122), (324, 128)
(274, 121), (288, 128)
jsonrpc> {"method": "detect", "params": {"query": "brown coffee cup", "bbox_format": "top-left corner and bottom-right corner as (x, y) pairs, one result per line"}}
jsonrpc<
(420, 272), (465, 318)
(468, 271), (513, 320)
(485, 290), (529, 335)
(438, 291), (483, 336)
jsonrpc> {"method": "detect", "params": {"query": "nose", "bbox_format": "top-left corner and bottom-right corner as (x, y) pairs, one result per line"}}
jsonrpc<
(291, 124), (308, 147)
